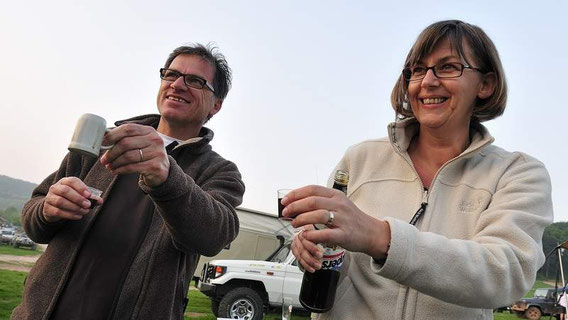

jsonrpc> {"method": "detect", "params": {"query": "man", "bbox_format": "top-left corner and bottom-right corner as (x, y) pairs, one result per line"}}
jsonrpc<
(12, 44), (245, 320)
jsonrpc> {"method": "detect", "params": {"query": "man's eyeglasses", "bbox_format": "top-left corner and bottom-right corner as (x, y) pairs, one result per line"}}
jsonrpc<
(403, 62), (482, 81)
(159, 68), (215, 93)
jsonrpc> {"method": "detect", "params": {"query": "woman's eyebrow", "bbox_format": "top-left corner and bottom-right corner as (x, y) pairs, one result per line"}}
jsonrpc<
(415, 55), (462, 65)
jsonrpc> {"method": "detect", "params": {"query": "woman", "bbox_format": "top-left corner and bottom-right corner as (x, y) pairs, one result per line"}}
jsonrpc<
(282, 20), (553, 320)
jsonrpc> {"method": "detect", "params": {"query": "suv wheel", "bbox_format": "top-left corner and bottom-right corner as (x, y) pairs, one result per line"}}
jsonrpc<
(218, 287), (264, 320)
(525, 306), (542, 320)
(211, 299), (219, 317)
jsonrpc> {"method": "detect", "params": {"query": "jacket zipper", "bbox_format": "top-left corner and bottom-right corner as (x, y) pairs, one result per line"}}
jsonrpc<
(409, 189), (428, 225)
(390, 123), (493, 320)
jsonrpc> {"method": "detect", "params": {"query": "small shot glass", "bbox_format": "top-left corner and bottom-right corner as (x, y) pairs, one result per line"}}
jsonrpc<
(87, 186), (103, 209)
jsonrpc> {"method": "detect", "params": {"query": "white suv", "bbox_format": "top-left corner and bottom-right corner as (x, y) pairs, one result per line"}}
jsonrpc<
(198, 242), (306, 320)
(0, 227), (16, 244)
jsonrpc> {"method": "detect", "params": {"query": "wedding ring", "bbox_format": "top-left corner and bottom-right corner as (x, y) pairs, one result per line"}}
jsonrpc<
(326, 211), (335, 227)
(138, 149), (144, 162)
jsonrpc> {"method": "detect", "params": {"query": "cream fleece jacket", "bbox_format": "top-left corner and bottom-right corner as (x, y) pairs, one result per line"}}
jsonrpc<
(318, 118), (553, 320)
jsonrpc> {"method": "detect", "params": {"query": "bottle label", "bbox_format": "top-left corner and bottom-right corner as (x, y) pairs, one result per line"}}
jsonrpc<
(321, 247), (345, 271)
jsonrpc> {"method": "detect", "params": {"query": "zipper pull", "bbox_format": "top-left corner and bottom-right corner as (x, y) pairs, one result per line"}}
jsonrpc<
(409, 189), (429, 226)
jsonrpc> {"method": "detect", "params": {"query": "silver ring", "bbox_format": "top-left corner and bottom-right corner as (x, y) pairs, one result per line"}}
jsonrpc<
(138, 149), (144, 162)
(326, 211), (335, 227)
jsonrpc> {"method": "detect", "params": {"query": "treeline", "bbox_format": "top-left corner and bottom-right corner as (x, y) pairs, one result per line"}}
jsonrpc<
(539, 222), (568, 280)
(0, 207), (21, 226)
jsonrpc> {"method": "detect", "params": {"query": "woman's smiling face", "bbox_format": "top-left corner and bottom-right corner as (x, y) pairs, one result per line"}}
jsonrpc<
(407, 38), (494, 133)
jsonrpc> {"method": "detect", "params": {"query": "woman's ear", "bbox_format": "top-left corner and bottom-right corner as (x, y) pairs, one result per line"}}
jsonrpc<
(477, 72), (497, 99)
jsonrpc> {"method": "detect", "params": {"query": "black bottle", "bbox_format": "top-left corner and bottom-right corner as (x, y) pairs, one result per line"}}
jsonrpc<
(299, 170), (349, 313)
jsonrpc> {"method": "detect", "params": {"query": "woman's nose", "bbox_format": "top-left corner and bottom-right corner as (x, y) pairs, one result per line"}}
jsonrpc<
(421, 69), (440, 88)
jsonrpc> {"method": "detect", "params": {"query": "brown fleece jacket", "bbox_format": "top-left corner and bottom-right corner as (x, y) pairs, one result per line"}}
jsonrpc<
(11, 114), (245, 320)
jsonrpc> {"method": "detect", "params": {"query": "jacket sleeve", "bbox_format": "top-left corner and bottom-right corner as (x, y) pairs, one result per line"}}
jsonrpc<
(139, 155), (245, 257)
(373, 154), (553, 308)
(21, 152), (92, 244)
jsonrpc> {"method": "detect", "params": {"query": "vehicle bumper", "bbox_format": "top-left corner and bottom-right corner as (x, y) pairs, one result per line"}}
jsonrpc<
(198, 282), (217, 297)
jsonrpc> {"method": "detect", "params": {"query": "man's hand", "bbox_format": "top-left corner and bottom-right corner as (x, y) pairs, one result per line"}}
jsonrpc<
(100, 124), (170, 187)
(43, 177), (102, 222)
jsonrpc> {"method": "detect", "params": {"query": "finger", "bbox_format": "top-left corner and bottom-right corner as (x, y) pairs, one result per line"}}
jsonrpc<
(102, 124), (152, 146)
(302, 229), (340, 248)
(281, 185), (336, 206)
(292, 237), (320, 273)
(106, 160), (146, 175)
(290, 209), (330, 228)
(43, 205), (87, 221)
(104, 147), (152, 171)
(298, 234), (323, 272)
(50, 181), (91, 209)
(101, 134), (153, 165)
(45, 192), (91, 213)
(284, 194), (335, 218)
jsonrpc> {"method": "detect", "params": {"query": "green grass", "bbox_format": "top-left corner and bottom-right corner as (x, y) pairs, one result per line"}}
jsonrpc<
(0, 270), (26, 319)
(0, 245), (42, 256)
(0, 270), (556, 320)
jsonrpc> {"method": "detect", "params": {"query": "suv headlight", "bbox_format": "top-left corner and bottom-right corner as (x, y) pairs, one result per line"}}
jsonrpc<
(213, 265), (226, 278)
(204, 264), (227, 281)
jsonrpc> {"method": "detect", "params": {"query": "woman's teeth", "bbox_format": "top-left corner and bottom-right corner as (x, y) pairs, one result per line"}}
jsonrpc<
(422, 97), (447, 104)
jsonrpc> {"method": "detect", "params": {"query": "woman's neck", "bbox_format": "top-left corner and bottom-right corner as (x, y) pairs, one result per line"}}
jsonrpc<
(408, 125), (471, 188)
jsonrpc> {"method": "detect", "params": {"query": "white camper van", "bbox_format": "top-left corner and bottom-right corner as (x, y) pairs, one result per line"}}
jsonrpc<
(194, 207), (295, 279)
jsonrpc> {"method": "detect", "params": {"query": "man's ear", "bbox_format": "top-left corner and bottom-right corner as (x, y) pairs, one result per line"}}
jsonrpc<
(477, 72), (497, 99)
(208, 98), (223, 118)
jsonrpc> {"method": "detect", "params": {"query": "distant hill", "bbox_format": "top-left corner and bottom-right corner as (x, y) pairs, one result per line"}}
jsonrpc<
(0, 175), (37, 211)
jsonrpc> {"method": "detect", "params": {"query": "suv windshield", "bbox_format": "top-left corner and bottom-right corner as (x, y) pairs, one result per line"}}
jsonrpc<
(533, 289), (550, 298)
(267, 244), (291, 263)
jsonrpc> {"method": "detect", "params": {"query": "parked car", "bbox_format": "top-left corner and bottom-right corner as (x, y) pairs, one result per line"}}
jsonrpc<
(198, 242), (307, 320)
(1, 227), (16, 244)
(511, 287), (565, 320)
(11, 234), (37, 250)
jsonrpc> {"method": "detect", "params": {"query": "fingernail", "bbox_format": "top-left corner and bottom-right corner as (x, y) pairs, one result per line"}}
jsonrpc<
(316, 251), (323, 259)
(82, 200), (91, 208)
(315, 262), (322, 269)
(281, 196), (288, 205)
(83, 190), (91, 197)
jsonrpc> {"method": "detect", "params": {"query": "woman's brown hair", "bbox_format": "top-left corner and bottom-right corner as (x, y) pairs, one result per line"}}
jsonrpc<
(391, 20), (507, 123)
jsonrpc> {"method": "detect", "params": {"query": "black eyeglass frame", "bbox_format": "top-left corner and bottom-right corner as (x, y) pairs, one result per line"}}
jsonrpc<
(402, 62), (483, 82)
(159, 68), (215, 93)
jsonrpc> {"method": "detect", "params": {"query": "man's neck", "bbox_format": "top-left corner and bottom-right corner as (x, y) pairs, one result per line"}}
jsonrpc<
(157, 120), (202, 141)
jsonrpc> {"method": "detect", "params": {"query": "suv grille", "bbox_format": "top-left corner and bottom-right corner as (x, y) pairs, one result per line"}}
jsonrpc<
(201, 263), (215, 282)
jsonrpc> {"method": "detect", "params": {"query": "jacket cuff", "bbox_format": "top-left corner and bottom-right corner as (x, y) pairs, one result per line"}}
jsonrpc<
(370, 217), (416, 281)
(138, 157), (191, 201)
(36, 201), (68, 227)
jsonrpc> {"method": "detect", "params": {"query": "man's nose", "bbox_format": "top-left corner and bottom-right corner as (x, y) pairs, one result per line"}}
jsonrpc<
(421, 69), (440, 88)
(170, 76), (186, 89)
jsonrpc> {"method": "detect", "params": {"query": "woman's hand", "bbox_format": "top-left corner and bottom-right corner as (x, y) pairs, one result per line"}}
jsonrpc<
(292, 225), (324, 272)
(282, 185), (390, 260)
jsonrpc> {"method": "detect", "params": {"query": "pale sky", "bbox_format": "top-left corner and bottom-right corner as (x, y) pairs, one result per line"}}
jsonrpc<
(1, 1), (567, 221)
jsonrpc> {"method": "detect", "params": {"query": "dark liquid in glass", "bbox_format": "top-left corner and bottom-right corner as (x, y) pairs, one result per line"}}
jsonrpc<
(278, 198), (284, 218)
(89, 199), (98, 209)
(299, 269), (340, 313)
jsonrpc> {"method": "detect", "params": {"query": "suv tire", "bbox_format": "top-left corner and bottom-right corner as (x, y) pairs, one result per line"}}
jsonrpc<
(525, 306), (542, 320)
(218, 287), (264, 320)
(210, 299), (219, 317)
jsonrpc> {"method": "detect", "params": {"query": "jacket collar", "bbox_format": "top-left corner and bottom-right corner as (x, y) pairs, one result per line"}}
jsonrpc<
(388, 117), (495, 157)
(114, 114), (214, 154)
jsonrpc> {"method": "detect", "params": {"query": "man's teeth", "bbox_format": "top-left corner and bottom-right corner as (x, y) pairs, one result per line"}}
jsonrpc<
(422, 98), (447, 104)
(168, 96), (188, 103)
